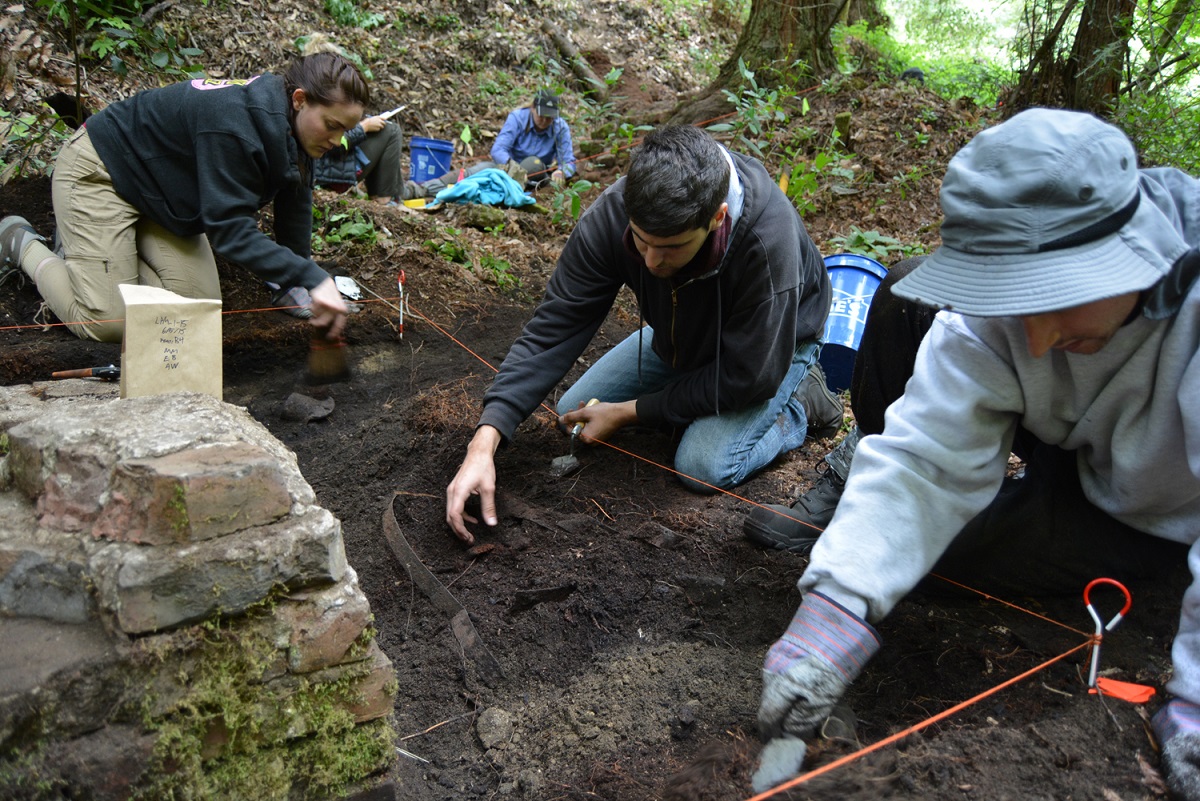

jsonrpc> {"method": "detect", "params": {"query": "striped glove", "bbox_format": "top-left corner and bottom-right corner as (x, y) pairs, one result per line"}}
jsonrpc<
(759, 591), (881, 740)
(754, 592), (880, 791)
(1154, 698), (1200, 799)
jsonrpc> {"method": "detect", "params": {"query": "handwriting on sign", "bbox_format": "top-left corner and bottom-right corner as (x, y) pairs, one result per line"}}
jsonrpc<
(155, 315), (191, 368)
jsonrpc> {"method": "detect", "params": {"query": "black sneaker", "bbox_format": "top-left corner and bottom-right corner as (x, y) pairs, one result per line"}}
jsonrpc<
(796, 363), (843, 440)
(743, 464), (846, 553)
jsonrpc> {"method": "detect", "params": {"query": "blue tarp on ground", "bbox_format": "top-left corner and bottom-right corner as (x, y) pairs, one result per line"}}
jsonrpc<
(432, 168), (535, 207)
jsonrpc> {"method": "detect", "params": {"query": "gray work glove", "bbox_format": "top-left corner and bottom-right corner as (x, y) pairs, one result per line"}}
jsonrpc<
(501, 159), (528, 188)
(754, 591), (881, 793)
(1154, 698), (1200, 799)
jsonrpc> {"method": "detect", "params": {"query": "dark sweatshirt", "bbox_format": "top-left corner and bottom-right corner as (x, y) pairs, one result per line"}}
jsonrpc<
(479, 150), (829, 439)
(85, 75), (328, 291)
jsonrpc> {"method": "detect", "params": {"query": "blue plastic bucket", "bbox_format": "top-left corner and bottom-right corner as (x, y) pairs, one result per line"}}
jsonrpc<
(818, 254), (888, 393)
(410, 136), (454, 184)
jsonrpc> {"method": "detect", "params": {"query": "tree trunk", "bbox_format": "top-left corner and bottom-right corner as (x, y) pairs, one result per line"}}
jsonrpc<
(1007, 0), (1135, 116)
(668, 0), (876, 125)
(1065, 0), (1134, 112)
(1006, 0), (1081, 113)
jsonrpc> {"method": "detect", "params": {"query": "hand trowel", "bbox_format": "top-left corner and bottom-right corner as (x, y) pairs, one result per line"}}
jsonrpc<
(549, 398), (598, 479)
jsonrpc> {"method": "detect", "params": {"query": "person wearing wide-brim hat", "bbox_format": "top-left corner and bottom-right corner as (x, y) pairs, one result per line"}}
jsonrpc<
(489, 89), (576, 188)
(743, 108), (1200, 796)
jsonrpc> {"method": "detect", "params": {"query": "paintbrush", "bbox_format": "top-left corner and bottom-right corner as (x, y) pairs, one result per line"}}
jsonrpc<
(306, 326), (351, 385)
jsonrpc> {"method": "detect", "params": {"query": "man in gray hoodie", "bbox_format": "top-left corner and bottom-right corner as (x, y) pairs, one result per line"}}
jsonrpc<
(749, 108), (1200, 796)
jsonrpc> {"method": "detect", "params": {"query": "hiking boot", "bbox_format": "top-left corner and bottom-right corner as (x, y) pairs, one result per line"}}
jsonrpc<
(797, 362), (843, 440)
(1, 215), (46, 275)
(744, 426), (860, 552)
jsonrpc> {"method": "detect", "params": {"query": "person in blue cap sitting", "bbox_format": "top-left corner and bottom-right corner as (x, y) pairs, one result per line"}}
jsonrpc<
(490, 89), (576, 189)
(745, 108), (1200, 797)
(419, 89), (578, 197)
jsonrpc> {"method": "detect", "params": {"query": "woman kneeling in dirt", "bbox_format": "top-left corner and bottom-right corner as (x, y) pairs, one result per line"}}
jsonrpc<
(0, 52), (363, 342)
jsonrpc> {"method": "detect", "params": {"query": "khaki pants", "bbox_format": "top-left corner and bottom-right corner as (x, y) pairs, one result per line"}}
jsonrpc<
(28, 127), (220, 342)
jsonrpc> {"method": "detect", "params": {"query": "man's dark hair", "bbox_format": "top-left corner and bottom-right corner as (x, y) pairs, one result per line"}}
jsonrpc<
(623, 126), (730, 236)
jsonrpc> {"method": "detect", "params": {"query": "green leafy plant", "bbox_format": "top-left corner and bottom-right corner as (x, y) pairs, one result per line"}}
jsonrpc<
(312, 205), (377, 252)
(706, 57), (796, 159)
(0, 108), (72, 183)
(423, 226), (469, 264)
(394, 8), (461, 30)
(614, 122), (653, 153)
(829, 227), (926, 262)
(888, 164), (934, 201)
(781, 136), (855, 216)
(458, 123), (475, 160)
(38, 0), (205, 79)
(430, 13), (461, 31)
(1117, 92), (1200, 175)
(88, 19), (205, 78)
(548, 179), (594, 226)
(323, 0), (384, 29)
(475, 253), (520, 292)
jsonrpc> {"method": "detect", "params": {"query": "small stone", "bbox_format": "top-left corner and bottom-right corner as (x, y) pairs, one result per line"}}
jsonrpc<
(476, 707), (514, 749)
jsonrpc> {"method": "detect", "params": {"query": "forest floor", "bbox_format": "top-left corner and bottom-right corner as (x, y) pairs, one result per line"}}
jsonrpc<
(0, 0), (1187, 799)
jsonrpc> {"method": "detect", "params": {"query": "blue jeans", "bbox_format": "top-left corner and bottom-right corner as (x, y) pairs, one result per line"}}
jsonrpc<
(556, 327), (822, 493)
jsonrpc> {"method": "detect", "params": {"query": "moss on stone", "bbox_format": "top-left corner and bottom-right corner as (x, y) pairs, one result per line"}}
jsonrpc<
(132, 602), (393, 800)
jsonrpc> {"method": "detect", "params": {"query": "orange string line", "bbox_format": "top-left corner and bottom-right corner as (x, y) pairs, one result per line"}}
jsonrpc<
(403, 301), (501, 376)
(744, 638), (1096, 801)
(403, 297), (1097, 646)
(928, 573), (1090, 638)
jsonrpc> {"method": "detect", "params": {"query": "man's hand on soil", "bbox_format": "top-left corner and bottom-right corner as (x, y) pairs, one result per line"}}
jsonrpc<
(445, 426), (502, 544)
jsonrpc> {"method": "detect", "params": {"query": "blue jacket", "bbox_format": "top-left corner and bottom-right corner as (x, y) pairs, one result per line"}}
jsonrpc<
(490, 107), (575, 178)
(432, 169), (534, 207)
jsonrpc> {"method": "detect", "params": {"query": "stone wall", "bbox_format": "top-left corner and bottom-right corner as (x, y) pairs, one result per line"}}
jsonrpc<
(0, 383), (396, 800)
